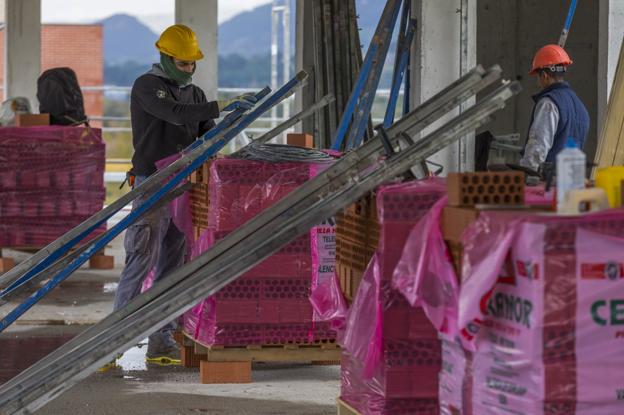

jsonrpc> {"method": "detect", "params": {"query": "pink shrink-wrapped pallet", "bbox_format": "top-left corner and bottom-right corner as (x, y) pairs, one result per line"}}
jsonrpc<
(0, 126), (105, 247)
(339, 178), (446, 415)
(183, 158), (340, 346)
(395, 204), (624, 414)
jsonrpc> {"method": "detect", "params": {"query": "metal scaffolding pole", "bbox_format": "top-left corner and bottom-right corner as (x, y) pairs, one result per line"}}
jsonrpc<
(0, 68), (520, 415)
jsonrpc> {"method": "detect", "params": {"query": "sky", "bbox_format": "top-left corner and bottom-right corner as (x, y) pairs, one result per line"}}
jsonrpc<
(41, 0), (272, 30)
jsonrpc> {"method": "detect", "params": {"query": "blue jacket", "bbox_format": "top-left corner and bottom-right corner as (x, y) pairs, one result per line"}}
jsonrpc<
(529, 82), (590, 162)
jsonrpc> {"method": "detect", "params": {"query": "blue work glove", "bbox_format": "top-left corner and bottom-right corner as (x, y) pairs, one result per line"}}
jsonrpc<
(217, 93), (258, 112)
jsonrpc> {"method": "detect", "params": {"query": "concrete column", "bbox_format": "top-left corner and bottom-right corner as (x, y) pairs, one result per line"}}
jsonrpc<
(175, 0), (218, 100)
(295, 0), (315, 134)
(598, 0), (624, 139)
(410, 0), (477, 174)
(4, 0), (41, 109)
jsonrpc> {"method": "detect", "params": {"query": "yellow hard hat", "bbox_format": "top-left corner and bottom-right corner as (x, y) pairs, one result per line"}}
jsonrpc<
(155, 24), (204, 61)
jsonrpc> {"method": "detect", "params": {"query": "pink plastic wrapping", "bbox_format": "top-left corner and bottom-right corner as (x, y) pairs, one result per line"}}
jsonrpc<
(0, 126), (105, 246)
(140, 153), (195, 293)
(338, 178), (446, 415)
(154, 153), (194, 254)
(310, 219), (348, 326)
(341, 351), (439, 415)
(446, 210), (624, 414)
(182, 158), (339, 346)
(392, 185), (560, 340)
(392, 195), (460, 336)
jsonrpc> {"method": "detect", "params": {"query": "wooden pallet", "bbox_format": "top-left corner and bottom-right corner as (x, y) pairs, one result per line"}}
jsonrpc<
(337, 398), (361, 415)
(181, 332), (340, 384)
(0, 247), (114, 272)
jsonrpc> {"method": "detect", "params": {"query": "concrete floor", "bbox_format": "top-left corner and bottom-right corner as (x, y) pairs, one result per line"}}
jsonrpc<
(0, 211), (341, 414)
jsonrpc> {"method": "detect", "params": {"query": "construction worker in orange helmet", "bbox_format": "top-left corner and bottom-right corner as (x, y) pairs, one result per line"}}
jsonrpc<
(519, 44), (589, 171)
(113, 24), (257, 366)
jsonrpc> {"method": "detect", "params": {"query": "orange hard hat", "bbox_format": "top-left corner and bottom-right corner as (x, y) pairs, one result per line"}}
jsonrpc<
(155, 24), (204, 61)
(529, 44), (573, 75)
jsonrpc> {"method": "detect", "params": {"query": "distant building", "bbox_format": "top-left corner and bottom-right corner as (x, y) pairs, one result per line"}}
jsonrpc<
(0, 24), (103, 120)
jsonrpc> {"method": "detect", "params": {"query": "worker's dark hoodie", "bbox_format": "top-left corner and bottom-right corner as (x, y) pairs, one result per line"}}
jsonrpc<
(130, 64), (219, 176)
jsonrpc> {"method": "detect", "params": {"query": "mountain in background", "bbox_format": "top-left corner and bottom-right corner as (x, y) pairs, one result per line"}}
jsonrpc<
(100, 14), (159, 65)
(102, 1), (385, 63)
(217, 0), (384, 57)
(219, 3), (284, 58)
(101, 1), (389, 86)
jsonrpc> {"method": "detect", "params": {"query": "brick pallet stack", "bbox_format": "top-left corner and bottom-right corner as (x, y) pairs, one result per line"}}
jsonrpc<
(0, 126), (105, 247)
(184, 158), (336, 347)
(339, 179), (446, 415)
(440, 210), (624, 415)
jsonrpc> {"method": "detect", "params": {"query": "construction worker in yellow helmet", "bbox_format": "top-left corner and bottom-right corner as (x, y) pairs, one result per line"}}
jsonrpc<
(114, 24), (255, 365)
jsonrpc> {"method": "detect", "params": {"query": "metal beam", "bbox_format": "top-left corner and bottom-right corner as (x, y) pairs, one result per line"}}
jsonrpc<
(0, 71), (519, 415)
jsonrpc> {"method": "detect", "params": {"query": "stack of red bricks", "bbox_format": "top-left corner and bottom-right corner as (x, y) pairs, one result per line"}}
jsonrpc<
(183, 158), (336, 346)
(0, 127), (105, 247)
(335, 192), (379, 303)
(442, 171), (526, 275)
(340, 179), (446, 415)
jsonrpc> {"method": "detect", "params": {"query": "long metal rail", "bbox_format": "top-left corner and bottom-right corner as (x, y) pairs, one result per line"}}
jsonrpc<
(5, 64), (497, 389)
(0, 184), (190, 302)
(0, 63), (496, 335)
(0, 66), (518, 415)
(0, 85), (272, 294)
(330, 0), (402, 151)
(252, 94), (335, 146)
(0, 72), (309, 328)
(0, 88), (327, 307)
(344, 0), (403, 149)
(383, 13), (416, 128)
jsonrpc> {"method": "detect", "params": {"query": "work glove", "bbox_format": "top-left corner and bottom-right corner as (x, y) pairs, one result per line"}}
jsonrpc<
(217, 93), (258, 112)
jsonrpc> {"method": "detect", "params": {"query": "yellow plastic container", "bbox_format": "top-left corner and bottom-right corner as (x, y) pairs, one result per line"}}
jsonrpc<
(595, 166), (624, 207)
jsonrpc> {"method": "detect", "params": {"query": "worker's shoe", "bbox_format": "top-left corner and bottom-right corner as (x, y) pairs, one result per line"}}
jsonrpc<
(145, 334), (181, 365)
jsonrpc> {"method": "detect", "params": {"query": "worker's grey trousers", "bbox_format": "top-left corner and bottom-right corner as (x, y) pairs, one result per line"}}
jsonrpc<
(113, 176), (186, 344)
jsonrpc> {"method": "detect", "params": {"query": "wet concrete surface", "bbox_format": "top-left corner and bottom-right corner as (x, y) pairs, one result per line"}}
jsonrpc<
(1, 333), (340, 414)
(0, 223), (341, 414)
(37, 356), (339, 415)
(0, 325), (81, 384)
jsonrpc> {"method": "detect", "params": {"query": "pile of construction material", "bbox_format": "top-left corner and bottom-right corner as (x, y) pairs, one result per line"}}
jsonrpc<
(184, 156), (337, 347)
(334, 171), (579, 414)
(338, 179), (446, 414)
(373, 171), (624, 414)
(0, 126), (105, 247)
(439, 212), (624, 414)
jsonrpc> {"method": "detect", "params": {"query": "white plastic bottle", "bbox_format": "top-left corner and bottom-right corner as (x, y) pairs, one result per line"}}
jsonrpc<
(556, 137), (586, 212)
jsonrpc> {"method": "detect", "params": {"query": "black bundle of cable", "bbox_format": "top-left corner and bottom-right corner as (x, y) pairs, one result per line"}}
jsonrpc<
(231, 143), (334, 163)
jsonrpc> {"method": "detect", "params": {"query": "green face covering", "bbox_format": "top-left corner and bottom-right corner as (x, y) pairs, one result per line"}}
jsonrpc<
(160, 53), (195, 86)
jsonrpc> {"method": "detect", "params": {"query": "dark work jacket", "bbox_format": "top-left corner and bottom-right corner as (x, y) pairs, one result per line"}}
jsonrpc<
(130, 65), (219, 176)
(529, 82), (590, 162)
